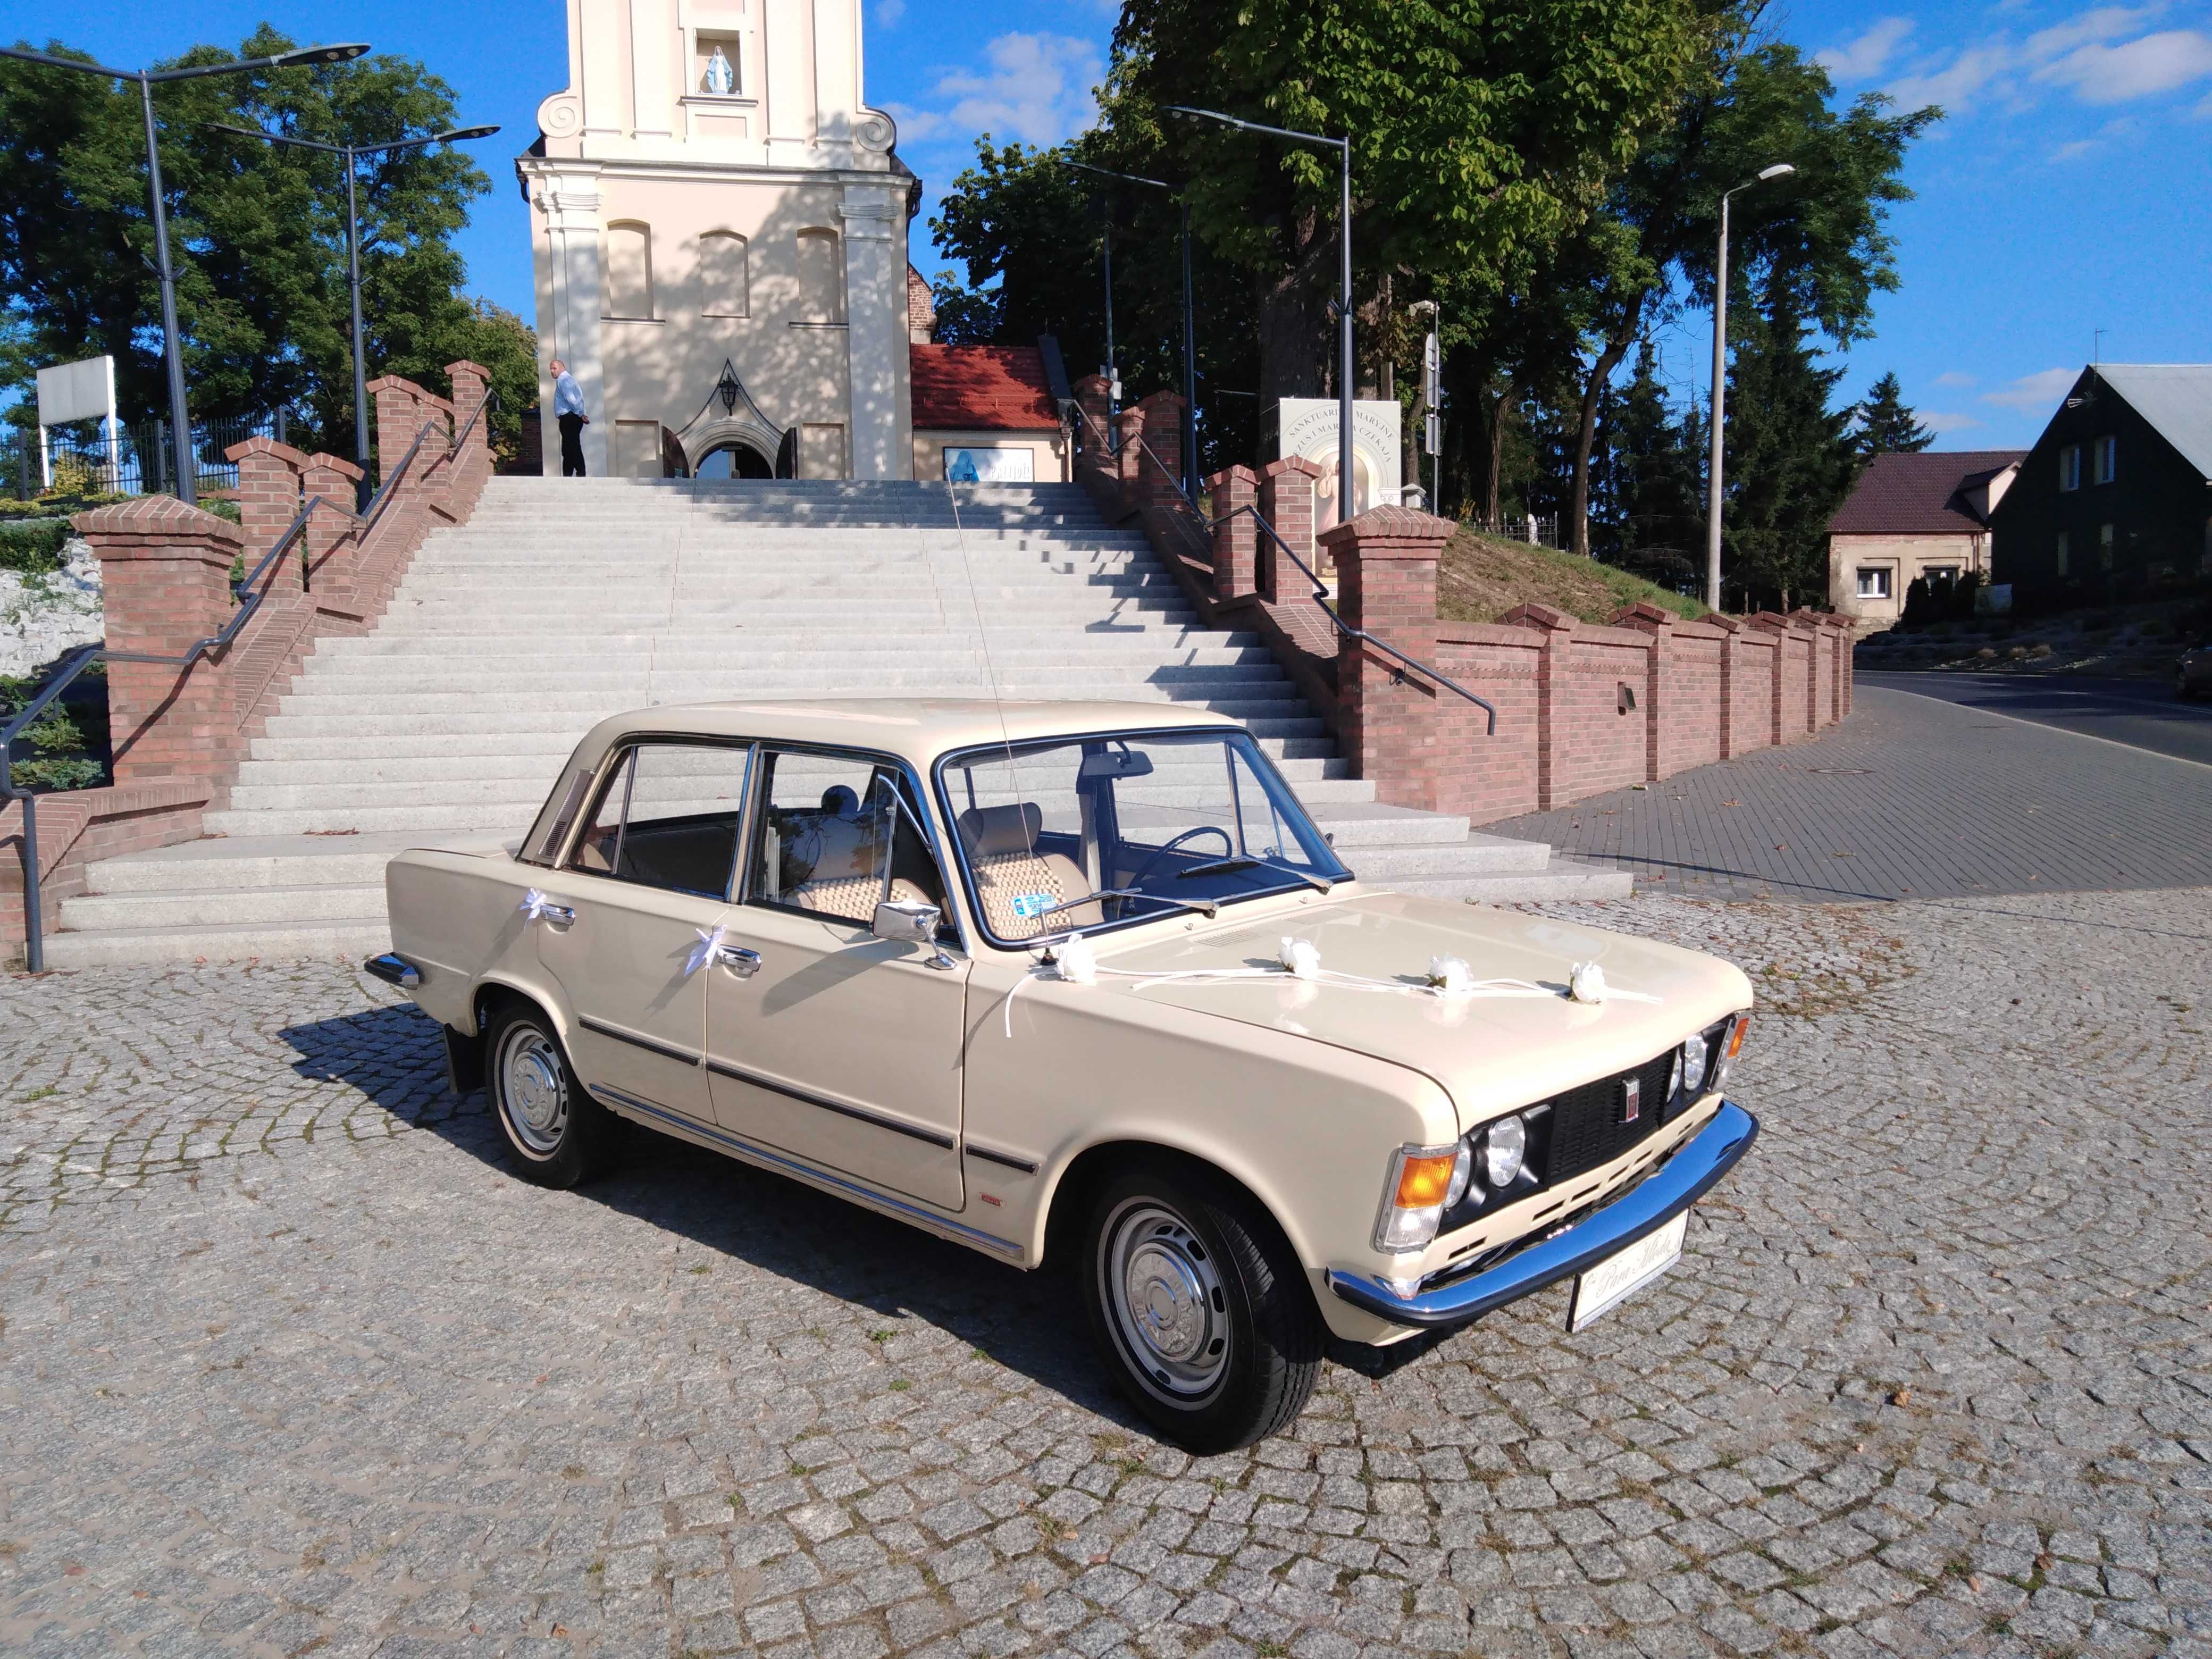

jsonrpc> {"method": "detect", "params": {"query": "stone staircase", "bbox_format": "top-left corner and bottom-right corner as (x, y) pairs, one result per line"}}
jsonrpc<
(43, 477), (1626, 967)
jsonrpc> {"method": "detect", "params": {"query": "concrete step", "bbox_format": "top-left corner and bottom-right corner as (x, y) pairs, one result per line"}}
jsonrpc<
(1335, 832), (1548, 878)
(39, 916), (396, 969)
(80, 832), (474, 895)
(1394, 858), (1636, 903)
(231, 751), (1354, 787)
(241, 729), (1344, 765)
(271, 676), (1308, 714)
(61, 881), (390, 931)
(257, 701), (1331, 735)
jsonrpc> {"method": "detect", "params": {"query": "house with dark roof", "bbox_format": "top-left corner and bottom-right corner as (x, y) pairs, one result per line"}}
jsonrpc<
(1826, 449), (2025, 631)
(1988, 364), (2212, 601)
(909, 341), (1069, 484)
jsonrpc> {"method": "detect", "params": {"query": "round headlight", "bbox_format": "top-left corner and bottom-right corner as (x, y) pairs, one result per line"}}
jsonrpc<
(1444, 1139), (1474, 1210)
(1482, 1115), (1526, 1188)
(1678, 1030), (1709, 1098)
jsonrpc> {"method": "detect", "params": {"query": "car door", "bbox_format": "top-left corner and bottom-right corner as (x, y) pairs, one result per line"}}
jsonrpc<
(702, 745), (970, 1209)
(530, 739), (752, 1128)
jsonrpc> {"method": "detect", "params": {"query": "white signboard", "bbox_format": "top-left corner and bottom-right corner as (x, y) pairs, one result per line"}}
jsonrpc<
(1273, 397), (1401, 536)
(36, 356), (116, 428)
(945, 446), (1034, 483)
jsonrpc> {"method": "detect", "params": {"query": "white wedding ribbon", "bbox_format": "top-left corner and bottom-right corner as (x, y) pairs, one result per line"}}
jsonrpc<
(684, 924), (731, 977)
(518, 888), (557, 921)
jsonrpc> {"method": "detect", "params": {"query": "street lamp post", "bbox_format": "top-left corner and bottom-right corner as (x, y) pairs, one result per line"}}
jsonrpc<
(1064, 160), (1198, 498)
(1704, 162), (1795, 613)
(212, 121), (499, 508)
(1410, 299), (1440, 514)
(1166, 106), (1354, 526)
(0, 41), (371, 505)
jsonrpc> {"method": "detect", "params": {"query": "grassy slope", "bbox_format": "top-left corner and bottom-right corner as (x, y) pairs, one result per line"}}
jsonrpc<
(1436, 527), (1705, 627)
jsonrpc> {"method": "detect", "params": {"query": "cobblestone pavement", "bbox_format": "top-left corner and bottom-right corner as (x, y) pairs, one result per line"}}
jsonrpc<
(4, 888), (2211, 1658)
(1485, 686), (2212, 900)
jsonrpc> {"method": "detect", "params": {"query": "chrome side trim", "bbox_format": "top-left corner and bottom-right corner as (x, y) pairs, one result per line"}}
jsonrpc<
(703, 1057), (957, 1150)
(363, 952), (421, 990)
(964, 1142), (1040, 1175)
(600, 1087), (1023, 1258)
(579, 1015), (701, 1067)
(1327, 1101), (1758, 1330)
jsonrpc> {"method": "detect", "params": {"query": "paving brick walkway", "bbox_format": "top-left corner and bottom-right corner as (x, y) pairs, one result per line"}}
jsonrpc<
(1484, 686), (2212, 900)
(5, 889), (2212, 1657)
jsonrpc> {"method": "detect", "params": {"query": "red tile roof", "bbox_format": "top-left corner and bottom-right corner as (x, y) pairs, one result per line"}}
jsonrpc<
(1828, 449), (2026, 535)
(911, 344), (1059, 431)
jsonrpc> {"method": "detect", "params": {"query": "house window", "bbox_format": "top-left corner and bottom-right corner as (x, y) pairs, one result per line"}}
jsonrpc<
(1924, 566), (1959, 586)
(2058, 445), (2081, 491)
(700, 231), (749, 317)
(2099, 522), (2114, 570)
(1855, 567), (1891, 600)
(794, 229), (845, 324)
(603, 221), (655, 320)
(2093, 435), (2117, 484)
(2055, 531), (2068, 576)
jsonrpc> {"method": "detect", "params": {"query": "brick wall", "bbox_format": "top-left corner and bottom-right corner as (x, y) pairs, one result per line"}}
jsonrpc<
(6, 364), (492, 961)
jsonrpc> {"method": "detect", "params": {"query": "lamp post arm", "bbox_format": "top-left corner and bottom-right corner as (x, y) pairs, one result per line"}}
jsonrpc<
(0, 44), (138, 79)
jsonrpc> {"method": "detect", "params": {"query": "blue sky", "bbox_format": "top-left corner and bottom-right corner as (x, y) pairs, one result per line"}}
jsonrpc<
(6, 0), (2209, 450)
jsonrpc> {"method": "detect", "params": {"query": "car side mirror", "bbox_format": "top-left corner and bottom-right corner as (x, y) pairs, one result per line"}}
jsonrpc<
(873, 899), (958, 969)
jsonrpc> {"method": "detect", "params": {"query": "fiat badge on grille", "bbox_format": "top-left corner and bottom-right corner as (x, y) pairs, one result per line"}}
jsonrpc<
(1619, 1076), (1641, 1124)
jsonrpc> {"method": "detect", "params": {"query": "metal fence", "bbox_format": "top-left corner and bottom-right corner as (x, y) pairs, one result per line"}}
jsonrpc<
(1, 411), (298, 502)
(1465, 511), (1563, 550)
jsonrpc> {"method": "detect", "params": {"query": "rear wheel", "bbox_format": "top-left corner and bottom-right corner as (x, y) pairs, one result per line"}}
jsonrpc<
(484, 1003), (617, 1187)
(1079, 1161), (1322, 1452)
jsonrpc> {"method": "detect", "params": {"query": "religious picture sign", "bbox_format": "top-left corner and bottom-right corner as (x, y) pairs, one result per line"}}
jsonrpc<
(944, 447), (1034, 483)
(1269, 398), (1402, 536)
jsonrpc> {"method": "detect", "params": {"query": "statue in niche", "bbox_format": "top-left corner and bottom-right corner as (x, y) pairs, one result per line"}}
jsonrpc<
(701, 45), (735, 95)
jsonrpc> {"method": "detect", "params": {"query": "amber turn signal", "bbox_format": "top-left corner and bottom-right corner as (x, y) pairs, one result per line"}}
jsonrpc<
(1393, 1151), (1459, 1209)
(1728, 1015), (1750, 1059)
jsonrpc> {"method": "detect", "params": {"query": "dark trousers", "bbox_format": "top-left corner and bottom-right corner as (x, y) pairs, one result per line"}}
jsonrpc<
(558, 413), (586, 476)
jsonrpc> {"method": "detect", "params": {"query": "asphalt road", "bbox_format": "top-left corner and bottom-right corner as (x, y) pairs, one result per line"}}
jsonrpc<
(1859, 669), (2212, 767)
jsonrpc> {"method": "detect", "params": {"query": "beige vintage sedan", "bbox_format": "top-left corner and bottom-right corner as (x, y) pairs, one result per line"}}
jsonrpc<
(370, 700), (1757, 1450)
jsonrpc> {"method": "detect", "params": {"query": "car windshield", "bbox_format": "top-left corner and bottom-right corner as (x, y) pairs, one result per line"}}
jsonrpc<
(937, 728), (1353, 944)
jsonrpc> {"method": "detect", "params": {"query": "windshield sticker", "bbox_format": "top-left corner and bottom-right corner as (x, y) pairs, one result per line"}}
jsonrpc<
(1010, 893), (1055, 919)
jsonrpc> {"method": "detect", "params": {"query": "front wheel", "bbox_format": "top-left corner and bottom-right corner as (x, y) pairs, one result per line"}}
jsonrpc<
(484, 1003), (618, 1188)
(1079, 1162), (1322, 1452)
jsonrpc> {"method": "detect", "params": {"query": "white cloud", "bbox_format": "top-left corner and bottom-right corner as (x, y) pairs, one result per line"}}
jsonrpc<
(891, 32), (1104, 149)
(1921, 410), (1984, 434)
(2034, 29), (2212, 102)
(2022, 6), (2163, 63)
(2050, 136), (2100, 159)
(1886, 41), (2016, 111)
(874, 0), (906, 26)
(1817, 17), (1914, 82)
(1982, 367), (2080, 412)
(1933, 371), (1976, 387)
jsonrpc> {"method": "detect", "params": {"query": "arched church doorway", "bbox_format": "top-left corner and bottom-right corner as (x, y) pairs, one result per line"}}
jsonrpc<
(693, 442), (774, 480)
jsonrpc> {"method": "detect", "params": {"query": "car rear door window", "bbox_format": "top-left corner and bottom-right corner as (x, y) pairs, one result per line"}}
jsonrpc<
(565, 741), (751, 900)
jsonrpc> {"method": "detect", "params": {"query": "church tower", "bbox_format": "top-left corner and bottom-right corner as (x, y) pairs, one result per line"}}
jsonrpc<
(517, 0), (914, 479)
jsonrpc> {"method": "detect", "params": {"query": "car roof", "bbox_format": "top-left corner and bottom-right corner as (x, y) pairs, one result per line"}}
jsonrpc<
(578, 698), (1242, 766)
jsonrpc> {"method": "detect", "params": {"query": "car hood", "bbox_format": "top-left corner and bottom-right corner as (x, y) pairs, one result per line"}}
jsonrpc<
(1087, 891), (1754, 1129)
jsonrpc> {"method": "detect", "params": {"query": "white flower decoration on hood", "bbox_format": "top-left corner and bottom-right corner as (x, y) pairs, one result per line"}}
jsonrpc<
(685, 924), (731, 976)
(1427, 956), (1474, 996)
(1279, 937), (1322, 981)
(1052, 934), (1098, 985)
(1568, 961), (1608, 1004)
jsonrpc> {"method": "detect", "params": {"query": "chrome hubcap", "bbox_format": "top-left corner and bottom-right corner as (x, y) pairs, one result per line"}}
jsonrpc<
(498, 1026), (568, 1155)
(1104, 1200), (1229, 1399)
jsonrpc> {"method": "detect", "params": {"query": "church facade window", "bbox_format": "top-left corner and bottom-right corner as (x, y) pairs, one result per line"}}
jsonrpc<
(794, 229), (845, 324)
(700, 231), (750, 317)
(604, 222), (656, 320)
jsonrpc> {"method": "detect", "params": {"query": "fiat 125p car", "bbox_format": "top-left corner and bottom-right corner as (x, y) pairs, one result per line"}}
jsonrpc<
(371, 699), (1757, 1449)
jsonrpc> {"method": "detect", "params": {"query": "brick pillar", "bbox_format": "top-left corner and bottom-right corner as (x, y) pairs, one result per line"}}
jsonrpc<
(369, 374), (429, 495)
(1207, 464), (1260, 600)
(225, 437), (307, 567)
(1833, 613), (1855, 718)
(1324, 506), (1451, 810)
(1129, 391), (1184, 506)
(1502, 602), (1576, 810)
(1113, 401), (1147, 505)
(1073, 374), (1112, 465)
(1260, 456), (1321, 597)
(1613, 601), (1673, 782)
(1749, 613), (1792, 745)
(76, 498), (243, 784)
(302, 453), (365, 598)
(1703, 613), (1745, 759)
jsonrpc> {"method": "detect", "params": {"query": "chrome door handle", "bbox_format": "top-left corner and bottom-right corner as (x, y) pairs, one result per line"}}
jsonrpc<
(719, 946), (763, 978)
(538, 903), (576, 927)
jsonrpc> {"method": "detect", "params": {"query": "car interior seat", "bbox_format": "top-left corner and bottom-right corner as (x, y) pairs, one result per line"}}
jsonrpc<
(956, 802), (1100, 940)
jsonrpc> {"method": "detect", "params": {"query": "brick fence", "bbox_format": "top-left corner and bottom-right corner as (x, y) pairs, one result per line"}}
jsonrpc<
(4, 363), (492, 961)
(1067, 389), (1855, 826)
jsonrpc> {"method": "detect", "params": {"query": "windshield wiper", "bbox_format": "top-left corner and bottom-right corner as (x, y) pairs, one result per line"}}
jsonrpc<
(1032, 887), (1218, 925)
(1178, 854), (1335, 894)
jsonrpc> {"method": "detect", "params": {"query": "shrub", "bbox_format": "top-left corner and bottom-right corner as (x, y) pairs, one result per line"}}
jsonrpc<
(0, 675), (105, 794)
(0, 519), (71, 574)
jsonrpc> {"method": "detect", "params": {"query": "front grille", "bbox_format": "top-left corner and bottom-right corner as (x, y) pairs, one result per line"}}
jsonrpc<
(1542, 1049), (1677, 1184)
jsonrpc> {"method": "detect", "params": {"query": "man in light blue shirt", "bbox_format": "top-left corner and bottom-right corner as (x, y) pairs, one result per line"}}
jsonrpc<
(551, 358), (587, 476)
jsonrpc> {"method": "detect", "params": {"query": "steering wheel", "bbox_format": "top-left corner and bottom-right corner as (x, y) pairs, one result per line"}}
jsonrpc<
(1125, 825), (1235, 894)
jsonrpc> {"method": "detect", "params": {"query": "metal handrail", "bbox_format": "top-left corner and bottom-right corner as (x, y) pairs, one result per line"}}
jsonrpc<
(6, 386), (498, 970)
(1072, 400), (1498, 734)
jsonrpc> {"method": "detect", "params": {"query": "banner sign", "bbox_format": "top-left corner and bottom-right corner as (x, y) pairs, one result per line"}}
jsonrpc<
(36, 356), (116, 428)
(1272, 397), (1402, 536)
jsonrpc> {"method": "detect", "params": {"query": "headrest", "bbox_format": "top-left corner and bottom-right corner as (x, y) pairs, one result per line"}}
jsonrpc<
(959, 802), (1043, 857)
(820, 784), (860, 815)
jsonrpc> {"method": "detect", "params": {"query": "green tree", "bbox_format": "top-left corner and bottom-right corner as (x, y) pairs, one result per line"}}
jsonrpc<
(1720, 294), (1854, 609)
(1560, 28), (1938, 554)
(1852, 370), (1931, 455)
(0, 27), (532, 460)
(1596, 341), (1703, 581)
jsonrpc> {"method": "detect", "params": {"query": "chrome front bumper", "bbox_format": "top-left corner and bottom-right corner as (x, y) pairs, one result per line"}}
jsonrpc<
(1326, 1101), (1758, 1330)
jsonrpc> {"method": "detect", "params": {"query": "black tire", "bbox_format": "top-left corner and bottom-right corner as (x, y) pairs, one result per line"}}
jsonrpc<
(1078, 1160), (1322, 1452)
(483, 1002), (618, 1188)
